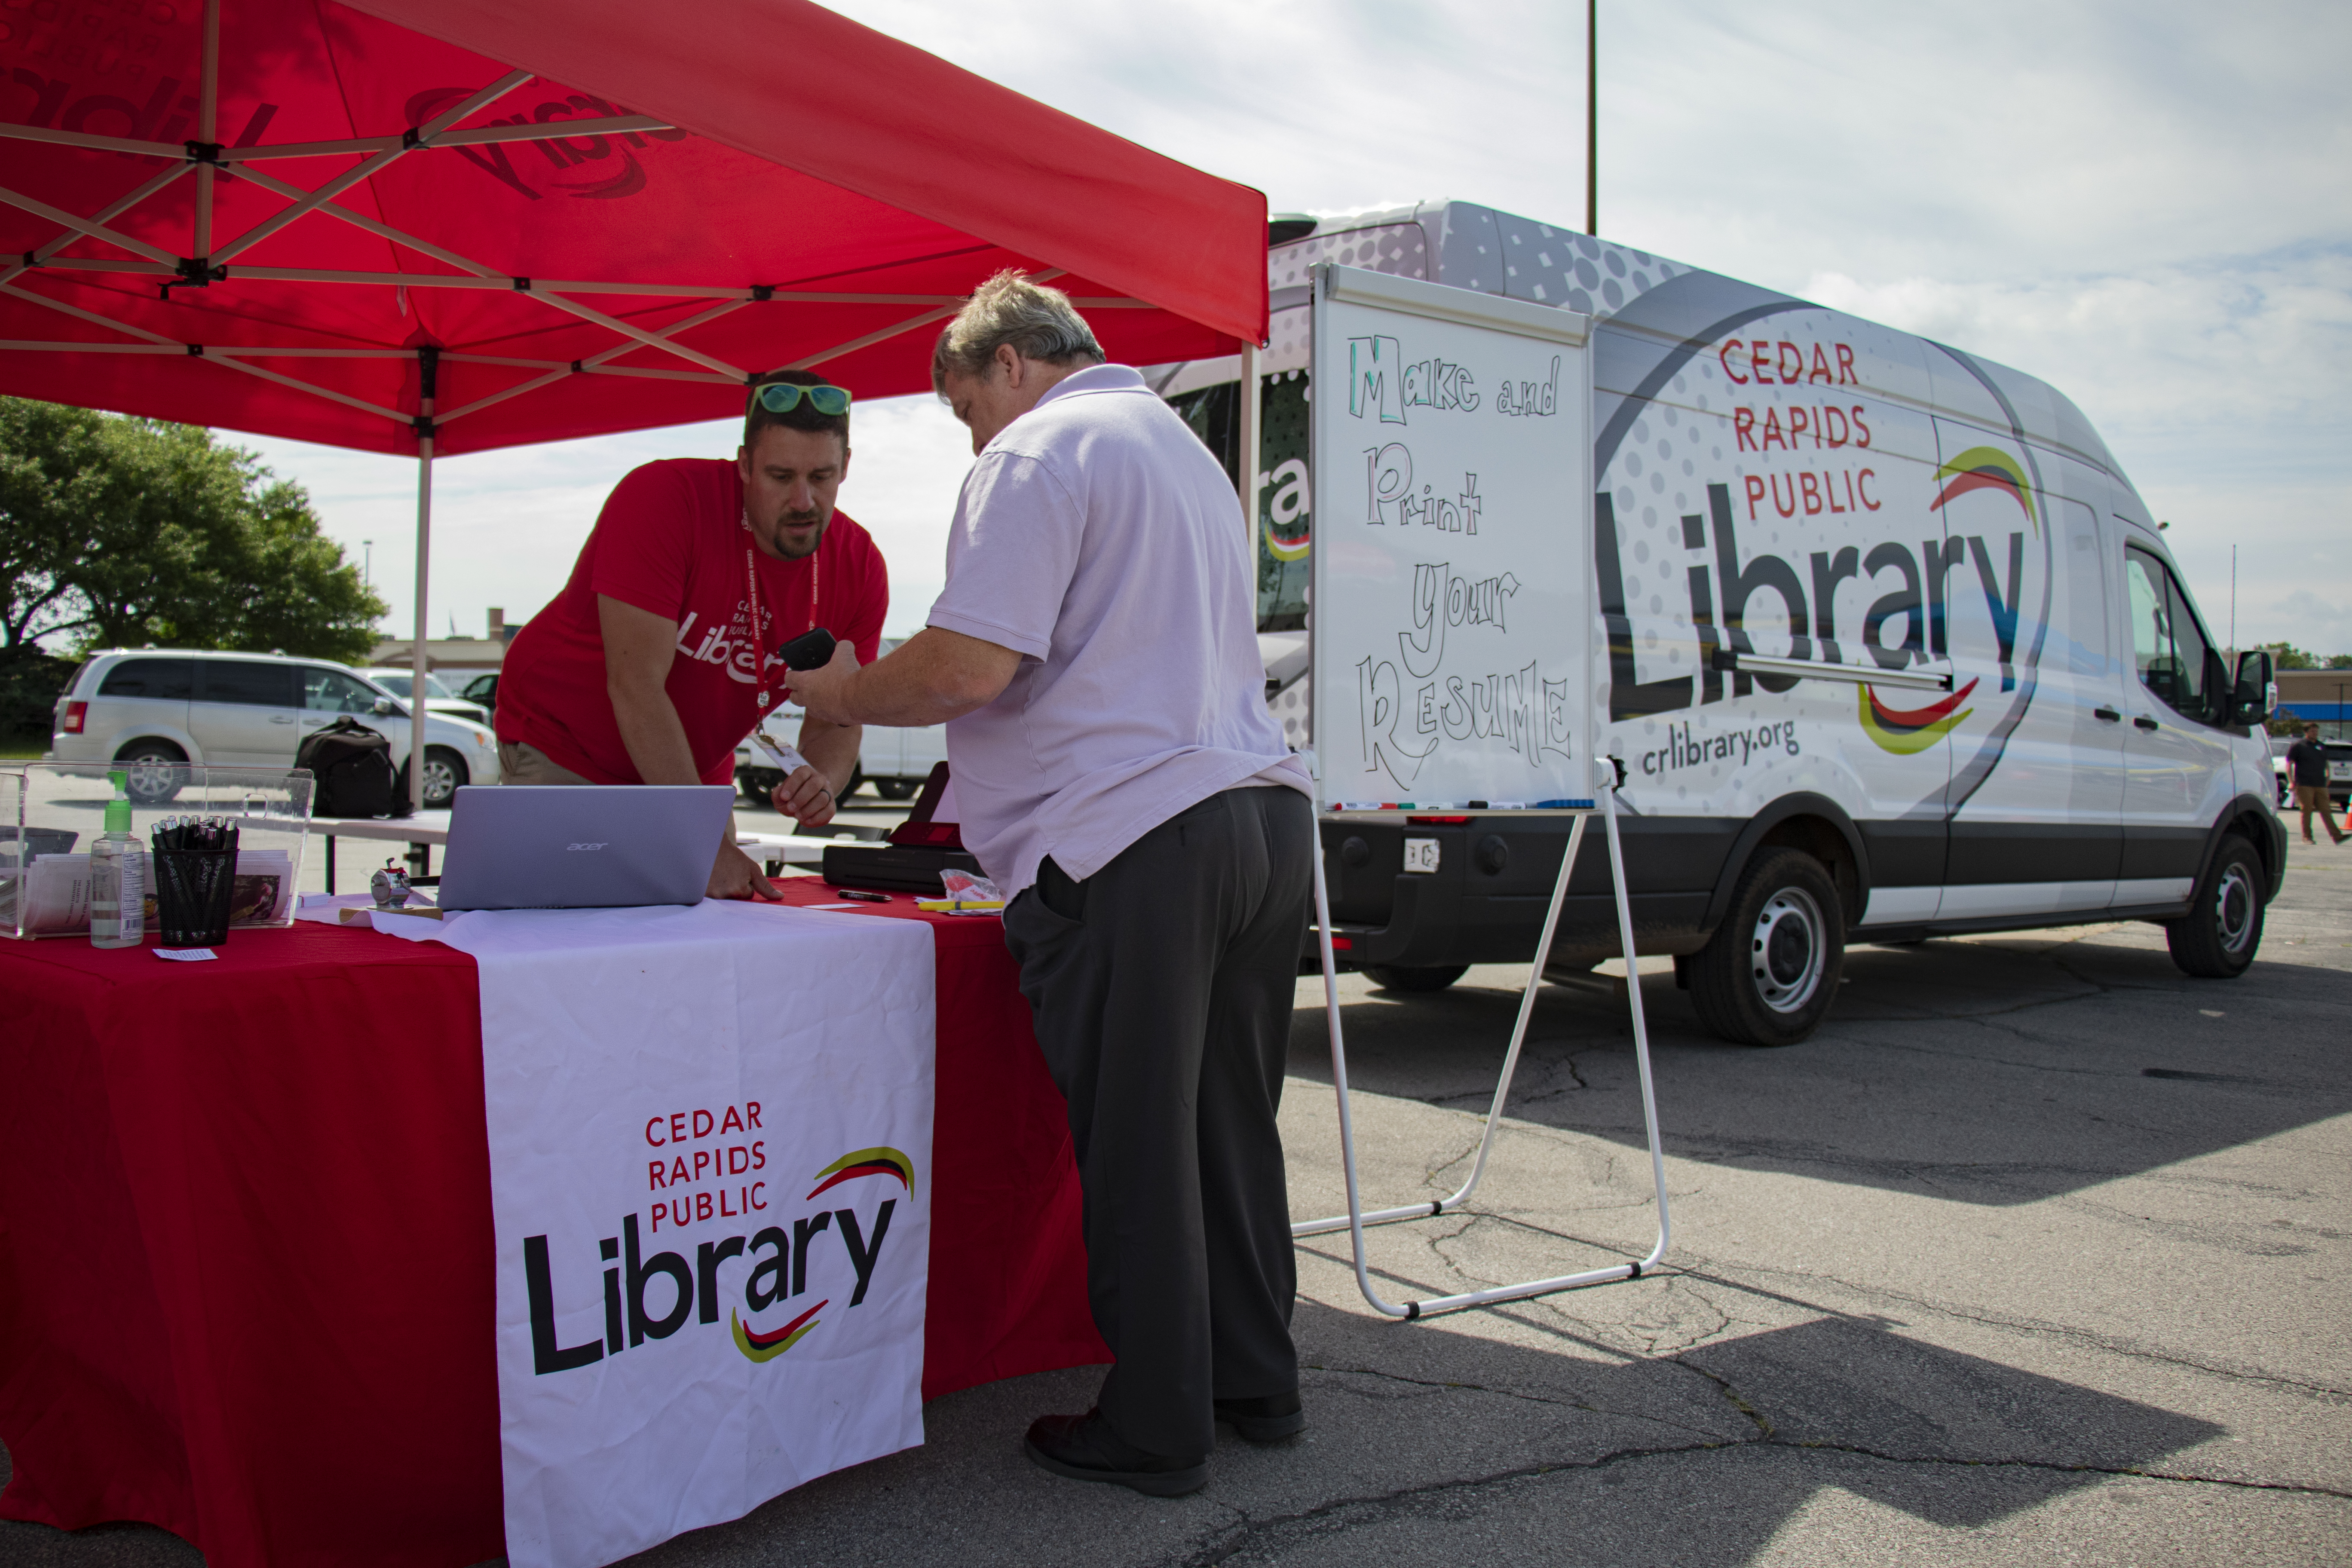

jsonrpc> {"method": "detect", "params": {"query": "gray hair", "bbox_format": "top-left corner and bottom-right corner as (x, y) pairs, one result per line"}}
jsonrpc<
(931, 270), (1103, 392)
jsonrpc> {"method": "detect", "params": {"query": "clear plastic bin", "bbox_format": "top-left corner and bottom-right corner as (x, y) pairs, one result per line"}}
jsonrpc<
(0, 763), (312, 940)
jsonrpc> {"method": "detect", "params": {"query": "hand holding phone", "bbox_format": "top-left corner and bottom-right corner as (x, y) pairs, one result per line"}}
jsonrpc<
(778, 626), (836, 670)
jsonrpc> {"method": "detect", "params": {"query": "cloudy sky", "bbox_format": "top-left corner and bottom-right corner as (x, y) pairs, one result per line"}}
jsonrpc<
(237, 0), (2351, 654)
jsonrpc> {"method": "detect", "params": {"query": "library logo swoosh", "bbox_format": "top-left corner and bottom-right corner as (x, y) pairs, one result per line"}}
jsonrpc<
(1859, 678), (1978, 755)
(806, 1146), (912, 1201)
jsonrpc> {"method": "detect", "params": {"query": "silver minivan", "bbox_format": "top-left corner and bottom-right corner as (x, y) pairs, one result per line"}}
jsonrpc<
(49, 649), (501, 808)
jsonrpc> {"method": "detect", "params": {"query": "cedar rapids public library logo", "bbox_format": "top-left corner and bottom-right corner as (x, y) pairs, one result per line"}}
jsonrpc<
(1599, 330), (2041, 761)
(523, 1100), (913, 1374)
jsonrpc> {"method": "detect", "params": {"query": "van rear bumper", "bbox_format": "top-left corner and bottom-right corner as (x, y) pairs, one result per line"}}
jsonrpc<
(1311, 814), (1727, 969)
(1319, 881), (1715, 968)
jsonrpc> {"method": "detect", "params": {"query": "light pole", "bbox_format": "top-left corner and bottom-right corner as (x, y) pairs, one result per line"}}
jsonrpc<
(361, 539), (373, 587)
(1586, 0), (1598, 236)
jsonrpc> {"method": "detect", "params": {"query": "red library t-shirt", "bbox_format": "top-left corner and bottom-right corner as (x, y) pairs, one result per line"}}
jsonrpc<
(496, 458), (888, 786)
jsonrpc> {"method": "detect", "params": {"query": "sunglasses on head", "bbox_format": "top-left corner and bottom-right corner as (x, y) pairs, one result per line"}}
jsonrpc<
(753, 380), (852, 416)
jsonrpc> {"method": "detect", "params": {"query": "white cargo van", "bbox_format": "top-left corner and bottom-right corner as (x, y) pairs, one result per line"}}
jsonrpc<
(1156, 201), (2284, 1045)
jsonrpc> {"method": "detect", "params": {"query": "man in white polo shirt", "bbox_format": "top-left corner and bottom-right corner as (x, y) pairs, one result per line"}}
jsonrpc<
(786, 272), (1312, 1497)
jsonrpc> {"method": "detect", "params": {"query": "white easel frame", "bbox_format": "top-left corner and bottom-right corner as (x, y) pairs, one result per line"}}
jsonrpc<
(1295, 761), (1670, 1320)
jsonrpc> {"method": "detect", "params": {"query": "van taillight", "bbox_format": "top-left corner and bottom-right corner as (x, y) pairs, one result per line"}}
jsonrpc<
(62, 701), (86, 734)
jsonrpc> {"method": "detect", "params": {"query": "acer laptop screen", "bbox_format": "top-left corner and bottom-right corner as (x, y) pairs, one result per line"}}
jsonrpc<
(436, 785), (737, 911)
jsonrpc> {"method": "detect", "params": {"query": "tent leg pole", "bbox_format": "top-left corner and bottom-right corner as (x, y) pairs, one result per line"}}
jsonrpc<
(1237, 340), (1262, 543)
(408, 434), (432, 814)
(193, 0), (217, 260)
(1308, 808), (1410, 1320)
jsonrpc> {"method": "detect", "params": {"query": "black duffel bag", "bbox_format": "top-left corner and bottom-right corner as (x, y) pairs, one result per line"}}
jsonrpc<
(297, 717), (408, 818)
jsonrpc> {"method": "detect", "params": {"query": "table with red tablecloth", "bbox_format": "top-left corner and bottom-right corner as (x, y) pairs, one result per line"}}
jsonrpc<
(0, 880), (1106, 1568)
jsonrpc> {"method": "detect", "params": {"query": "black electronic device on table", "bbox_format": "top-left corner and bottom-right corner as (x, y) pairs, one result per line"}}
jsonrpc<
(821, 761), (984, 894)
(779, 626), (836, 670)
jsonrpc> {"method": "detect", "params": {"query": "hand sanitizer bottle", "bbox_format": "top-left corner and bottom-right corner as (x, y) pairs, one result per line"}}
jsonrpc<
(90, 769), (144, 949)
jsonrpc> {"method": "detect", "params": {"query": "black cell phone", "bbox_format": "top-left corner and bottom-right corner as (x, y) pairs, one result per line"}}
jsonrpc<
(828, 887), (889, 903)
(779, 626), (837, 670)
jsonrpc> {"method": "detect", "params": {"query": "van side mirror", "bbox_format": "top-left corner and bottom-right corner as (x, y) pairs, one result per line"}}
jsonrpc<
(2202, 647), (2233, 726)
(372, 697), (396, 717)
(2232, 649), (2276, 726)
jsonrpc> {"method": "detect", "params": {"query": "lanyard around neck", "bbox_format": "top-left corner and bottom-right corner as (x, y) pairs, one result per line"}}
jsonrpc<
(741, 508), (818, 710)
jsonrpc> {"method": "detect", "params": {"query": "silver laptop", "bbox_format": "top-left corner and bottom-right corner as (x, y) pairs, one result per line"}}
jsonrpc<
(436, 785), (737, 911)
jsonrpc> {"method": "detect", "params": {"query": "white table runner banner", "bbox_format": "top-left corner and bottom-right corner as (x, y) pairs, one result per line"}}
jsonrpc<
(400, 900), (936, 1568)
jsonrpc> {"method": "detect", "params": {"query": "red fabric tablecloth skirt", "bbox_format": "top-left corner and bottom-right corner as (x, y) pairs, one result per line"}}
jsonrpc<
(0, 884), (1105, 1568)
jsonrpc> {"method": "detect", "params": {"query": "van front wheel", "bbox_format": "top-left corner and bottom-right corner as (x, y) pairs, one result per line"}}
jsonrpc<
(1689, 849), (1845, 1047)
(2165, 834), (2265, 979)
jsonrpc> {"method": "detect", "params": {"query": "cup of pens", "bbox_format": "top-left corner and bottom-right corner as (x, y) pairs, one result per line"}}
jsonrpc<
(151, 815), (240, 948)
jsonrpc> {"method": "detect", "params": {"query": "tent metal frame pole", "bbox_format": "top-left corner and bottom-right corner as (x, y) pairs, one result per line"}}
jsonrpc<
(408, 347), (437, 814)
(1237, 340), (1262, 537)
(194, 0), (219, 263)
(0, 184), (179, 265)
(3, 165), (192, 282)
(0, 114), (672, 162)
(209, 70), (532, 265)
(1296, 759), (1671, 1320)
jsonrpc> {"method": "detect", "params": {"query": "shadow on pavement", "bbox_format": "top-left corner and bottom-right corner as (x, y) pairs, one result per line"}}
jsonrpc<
(1286, 926), (2352, 1208)
(1227, 1299), (2234, 1566)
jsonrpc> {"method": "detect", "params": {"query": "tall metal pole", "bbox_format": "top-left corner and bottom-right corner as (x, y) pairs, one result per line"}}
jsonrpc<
(1238, 339), (1263, 547)
(195, 0), (218, 263)
(408, 348), (438, 813)
(1586, 0), (1598, 236)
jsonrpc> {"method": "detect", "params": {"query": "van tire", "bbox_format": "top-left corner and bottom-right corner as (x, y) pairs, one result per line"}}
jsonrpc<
(114, 739), (187, 805)
(2165, 834), (2265, 979)
(1363, 964), (1468, 993)
(1689, 849), (1844, 1047)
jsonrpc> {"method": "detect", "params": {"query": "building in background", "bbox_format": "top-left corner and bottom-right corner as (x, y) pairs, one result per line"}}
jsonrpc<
(371, 607), (520, 677)
(2276, 668), (2352, 739)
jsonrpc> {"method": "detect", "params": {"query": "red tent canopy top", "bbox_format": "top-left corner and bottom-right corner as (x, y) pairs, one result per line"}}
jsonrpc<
(0, 0), (1268, 457)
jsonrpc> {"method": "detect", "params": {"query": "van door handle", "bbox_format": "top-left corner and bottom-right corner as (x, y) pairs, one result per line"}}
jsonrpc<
(2094, 706), (2121, 723)
(2134, 715), (2160, 732)
(270, 714), (294, 724)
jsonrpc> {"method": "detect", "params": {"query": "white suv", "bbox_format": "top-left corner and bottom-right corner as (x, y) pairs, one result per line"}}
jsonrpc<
(47, 649), (500, 808)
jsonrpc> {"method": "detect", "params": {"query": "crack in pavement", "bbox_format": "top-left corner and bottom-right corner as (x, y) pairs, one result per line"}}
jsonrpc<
(1179, 1424), (2350, 1567)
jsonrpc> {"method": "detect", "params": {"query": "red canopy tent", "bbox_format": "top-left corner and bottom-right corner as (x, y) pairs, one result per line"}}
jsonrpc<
(0, 0), (1269, 799)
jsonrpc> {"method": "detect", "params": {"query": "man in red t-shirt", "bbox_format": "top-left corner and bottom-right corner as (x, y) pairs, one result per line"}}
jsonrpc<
(496, 368), (888, 897)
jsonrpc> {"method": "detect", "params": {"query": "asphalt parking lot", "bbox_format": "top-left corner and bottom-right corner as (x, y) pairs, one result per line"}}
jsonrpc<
(6, 835), (2346, 1567)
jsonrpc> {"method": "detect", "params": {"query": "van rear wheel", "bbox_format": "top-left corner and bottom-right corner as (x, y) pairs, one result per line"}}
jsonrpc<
(1689, 849), (1844, 1046)
(2165, 834), (2265, 979)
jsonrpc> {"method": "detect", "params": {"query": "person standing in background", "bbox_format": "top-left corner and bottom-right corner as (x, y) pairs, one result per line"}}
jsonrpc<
(787, 273), (1313, 1497)
(2285, 723), (2345, 845)
(494, 370), (888, 897)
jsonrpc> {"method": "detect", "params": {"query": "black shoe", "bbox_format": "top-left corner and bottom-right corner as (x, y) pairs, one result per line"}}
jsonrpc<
(1024, 1410), (1209, 1497)
(1214, 1390), (1306, 1443)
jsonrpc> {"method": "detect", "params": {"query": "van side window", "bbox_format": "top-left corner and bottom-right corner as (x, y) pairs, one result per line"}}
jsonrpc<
(302, 668), (378, 713)
(196, 661), (293, 708)
(98, 658), (195, 699)
(2124, 548), (2213, 723)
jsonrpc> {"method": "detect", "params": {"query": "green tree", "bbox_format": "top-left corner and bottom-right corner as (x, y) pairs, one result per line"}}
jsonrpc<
(2257, 641), (2317, 670)
(0, 397), (385, 667)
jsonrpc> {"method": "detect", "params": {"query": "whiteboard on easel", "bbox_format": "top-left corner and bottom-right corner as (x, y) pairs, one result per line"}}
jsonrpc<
(1308, 264), (1597, 813)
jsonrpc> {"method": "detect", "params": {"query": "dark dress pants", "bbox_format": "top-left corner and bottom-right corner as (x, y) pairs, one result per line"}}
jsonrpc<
(1002, 785), (1314, 1461)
